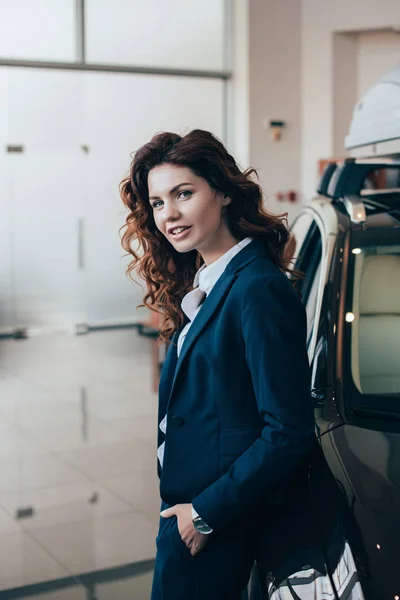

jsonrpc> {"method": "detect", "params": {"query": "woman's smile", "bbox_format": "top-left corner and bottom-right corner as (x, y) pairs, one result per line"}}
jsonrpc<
(169, 225), (193, 240)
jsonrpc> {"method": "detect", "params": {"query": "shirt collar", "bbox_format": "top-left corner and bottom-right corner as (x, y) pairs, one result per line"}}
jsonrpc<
(193, 237), (254, 295)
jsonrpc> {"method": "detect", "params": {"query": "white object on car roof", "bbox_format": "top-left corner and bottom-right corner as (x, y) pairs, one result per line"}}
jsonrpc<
(345, 64), (400, 155)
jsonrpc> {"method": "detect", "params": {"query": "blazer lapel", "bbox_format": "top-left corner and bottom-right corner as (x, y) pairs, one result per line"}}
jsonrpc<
(158, 320), (187, 420)
(166, 271), (236, 410)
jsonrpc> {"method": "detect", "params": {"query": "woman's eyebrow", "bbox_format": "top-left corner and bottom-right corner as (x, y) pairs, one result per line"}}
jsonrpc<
(149, 182), (193, 201)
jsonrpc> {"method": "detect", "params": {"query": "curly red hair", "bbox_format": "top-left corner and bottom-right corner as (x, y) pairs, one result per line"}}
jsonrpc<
(120, 129), (297, 343)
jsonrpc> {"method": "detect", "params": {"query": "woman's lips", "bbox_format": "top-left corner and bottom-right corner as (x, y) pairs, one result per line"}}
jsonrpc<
(170, 226), (193, 240)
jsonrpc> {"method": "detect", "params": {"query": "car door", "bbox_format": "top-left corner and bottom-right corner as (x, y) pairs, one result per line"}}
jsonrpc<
(323, 225), (400, 600)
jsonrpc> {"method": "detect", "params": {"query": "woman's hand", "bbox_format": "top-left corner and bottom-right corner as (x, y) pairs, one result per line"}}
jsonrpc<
(160, 503), (209, 557)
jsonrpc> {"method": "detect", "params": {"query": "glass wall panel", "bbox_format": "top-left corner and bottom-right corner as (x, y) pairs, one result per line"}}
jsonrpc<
(0, 69), (14, 334)
(0, 160), (13, 334)
(7, 152), (86, 331)
(0, 0), (76, 62)
(2, 68), (85, 332)
(4, 67), (83, 152)
(1, 67), (224, 331)
(81, 71), (224, 326)
(85, 0), (225, 71)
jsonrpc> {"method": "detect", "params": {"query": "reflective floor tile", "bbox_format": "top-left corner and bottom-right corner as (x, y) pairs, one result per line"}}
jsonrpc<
(30, 511), (158, 574)
(97, 570), (154, 600)
(60, 440), (155, 479)
(0, 480), (132, 531)
(0, 430), (51, 460)
(86, 396), (156, 422)
(28, 417), (142, 453)
(0, 505), (23, 535)
(0, 455), (89, 493)
(97, 413), (156, 441)
(84, 377), (152, 401)
(100, 470), (160, 524)
(0, 373), (57, 407)
(23, 587), (87, 600)
(85, 361), (152, 387)
(0, 531), (69, 591)
(0, 329), (158, 594)
(0, 418), (18, 434)
(6, 402), (84, 432)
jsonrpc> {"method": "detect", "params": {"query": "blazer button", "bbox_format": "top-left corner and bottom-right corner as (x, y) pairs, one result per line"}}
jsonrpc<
(170, 416), (184, 428)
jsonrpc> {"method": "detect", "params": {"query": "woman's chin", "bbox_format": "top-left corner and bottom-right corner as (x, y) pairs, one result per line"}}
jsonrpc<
(170, 239), (198, 254)
(174, 244), (197, 254)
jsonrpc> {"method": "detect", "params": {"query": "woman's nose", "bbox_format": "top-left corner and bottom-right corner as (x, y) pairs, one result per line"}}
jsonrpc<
(163, 202), (181, 222)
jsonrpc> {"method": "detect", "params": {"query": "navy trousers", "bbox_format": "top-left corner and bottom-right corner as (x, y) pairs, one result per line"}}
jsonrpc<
(150, 501), (257, 600)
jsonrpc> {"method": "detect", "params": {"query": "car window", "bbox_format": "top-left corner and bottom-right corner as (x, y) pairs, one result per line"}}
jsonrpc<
(306, 259), (322, 346)
(361, 167), (400, 192)
(289, 212), (315, 265)
(349, 242), (400, 395)
(290, 215), (323, 348)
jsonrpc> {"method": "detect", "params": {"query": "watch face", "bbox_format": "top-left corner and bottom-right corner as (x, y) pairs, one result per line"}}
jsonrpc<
(194, 518), (212, 534)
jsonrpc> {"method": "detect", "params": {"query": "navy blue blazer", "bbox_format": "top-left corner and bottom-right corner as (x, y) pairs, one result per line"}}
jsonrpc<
(157, 237), (316, 533)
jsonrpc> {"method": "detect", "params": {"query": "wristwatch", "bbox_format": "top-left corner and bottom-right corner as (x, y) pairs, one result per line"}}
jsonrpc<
(192, 514), (213, 535)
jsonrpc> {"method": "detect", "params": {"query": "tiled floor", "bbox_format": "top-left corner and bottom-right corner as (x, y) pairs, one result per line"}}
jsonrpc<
(0, 330), (159, 598)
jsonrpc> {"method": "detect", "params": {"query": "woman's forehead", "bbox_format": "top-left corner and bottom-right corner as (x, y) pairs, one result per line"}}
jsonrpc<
(148, 164), (199, 194)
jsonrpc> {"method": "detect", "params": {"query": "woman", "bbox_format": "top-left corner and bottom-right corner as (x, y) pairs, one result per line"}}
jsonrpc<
(120, 129), (317, 600)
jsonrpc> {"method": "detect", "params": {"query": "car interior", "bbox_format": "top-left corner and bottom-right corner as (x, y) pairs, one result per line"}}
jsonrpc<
(351, 251), (400, 395)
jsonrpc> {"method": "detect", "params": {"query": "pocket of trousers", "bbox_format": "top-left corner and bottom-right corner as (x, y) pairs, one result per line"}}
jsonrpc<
(169, 518), (194, 561)
(156, 513), (173, 546)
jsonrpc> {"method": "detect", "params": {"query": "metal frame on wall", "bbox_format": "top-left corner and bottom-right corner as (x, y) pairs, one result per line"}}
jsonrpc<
(0, 0), (232, 84)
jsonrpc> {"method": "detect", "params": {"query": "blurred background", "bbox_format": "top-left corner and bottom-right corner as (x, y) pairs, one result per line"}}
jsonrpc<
(0, 0), (399, 598)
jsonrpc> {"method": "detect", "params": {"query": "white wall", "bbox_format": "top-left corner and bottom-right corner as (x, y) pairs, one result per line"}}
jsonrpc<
(301, 0), (400, 199)
(332, 33), (358, 157)
(357, 30), (400, 97)
(248, 0), (302, 221)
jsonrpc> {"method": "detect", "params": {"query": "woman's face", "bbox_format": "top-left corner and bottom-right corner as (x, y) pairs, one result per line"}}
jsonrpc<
(147, 164), (236, 264)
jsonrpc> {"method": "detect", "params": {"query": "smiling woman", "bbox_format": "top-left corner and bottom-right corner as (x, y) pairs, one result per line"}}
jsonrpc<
(118, 129), (315, 600)
(148, 164), (235, 265)
(119, 129), (297, 343)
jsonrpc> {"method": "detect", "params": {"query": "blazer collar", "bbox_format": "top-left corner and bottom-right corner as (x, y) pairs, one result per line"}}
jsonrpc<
(165, 237), (269, 410)
(225, 236), (269, 275)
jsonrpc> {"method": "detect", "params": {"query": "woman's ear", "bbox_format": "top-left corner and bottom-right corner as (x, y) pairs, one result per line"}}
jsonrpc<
(222, 194), (232, 206)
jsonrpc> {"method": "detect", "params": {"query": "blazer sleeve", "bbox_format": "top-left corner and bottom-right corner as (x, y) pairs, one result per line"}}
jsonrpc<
(191, 274), (316, 532)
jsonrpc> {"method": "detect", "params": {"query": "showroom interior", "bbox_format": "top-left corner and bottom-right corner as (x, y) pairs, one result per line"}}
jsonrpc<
(0, 0), (399, 598)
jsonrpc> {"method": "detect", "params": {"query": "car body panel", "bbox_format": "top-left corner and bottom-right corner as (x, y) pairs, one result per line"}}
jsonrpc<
(320, 424), (400, 599)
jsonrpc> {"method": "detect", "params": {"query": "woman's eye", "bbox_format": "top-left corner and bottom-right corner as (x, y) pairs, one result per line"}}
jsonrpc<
(178, 190), (191, 199)
(152, 200), (163, 209)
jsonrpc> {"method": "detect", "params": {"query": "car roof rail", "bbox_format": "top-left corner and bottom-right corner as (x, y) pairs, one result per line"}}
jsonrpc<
(342, 195), (367, 224)
(316, 162), (337, 197)
(330, 158), (400, 200)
